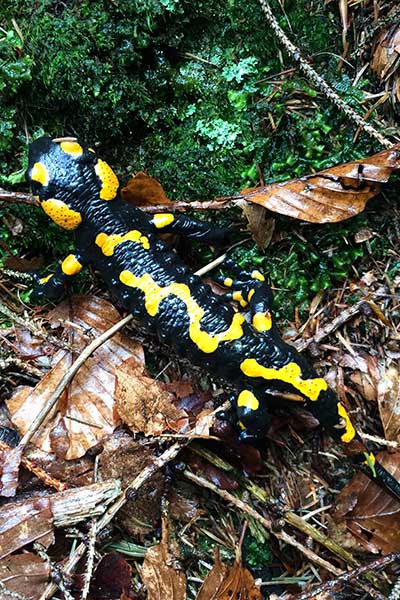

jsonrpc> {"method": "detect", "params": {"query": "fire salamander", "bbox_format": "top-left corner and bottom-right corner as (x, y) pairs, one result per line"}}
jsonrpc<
(26, 136), (400, 499)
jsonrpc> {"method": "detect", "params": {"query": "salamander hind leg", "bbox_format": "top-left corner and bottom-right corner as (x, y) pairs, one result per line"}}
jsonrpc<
(235, 388), (270, 442)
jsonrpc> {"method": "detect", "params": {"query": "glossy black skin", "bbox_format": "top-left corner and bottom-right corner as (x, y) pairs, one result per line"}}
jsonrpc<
(26, 136), (348, 441)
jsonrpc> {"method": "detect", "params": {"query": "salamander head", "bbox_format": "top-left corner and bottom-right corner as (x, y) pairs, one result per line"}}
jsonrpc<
(26, 136), (119, 230)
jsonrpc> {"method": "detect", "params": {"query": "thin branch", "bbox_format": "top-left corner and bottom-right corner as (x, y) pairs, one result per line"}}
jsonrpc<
(294, 553), (399, 600)
(258, 0), (393, 148)
(183, 469), (343, 576)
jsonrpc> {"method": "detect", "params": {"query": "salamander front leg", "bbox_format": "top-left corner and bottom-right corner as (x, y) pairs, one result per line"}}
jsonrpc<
(149, 213), (235, 245)
(219, 259), (275, 332)
(31, 252), (86, 302)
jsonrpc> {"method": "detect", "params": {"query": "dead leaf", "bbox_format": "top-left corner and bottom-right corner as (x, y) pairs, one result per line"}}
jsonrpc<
(115, 359), (188, 436)
(0, 553), (50, 600)
(240, 203), (275, 250)
(99, 431), (164, 536)
(141, 542), (186, 600)
(121, 172), (173, 207)
(196, 549), (262, 600)
(168, 488), (201, 523)
(378, 365), (400, 442)
(196, 549), (229, 600)
(0, 445), (23, 497)
(371, 23), (400, 102)
(237, 144), (400, 223)
(88, 553), (136, 600)
(0, 496), (53, 559)
(6, 296), (144, 459)
(332, 451), (400, 553)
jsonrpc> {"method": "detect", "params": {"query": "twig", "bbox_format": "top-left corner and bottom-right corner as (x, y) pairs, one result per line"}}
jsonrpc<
(80, 456), (99, 600)
(258, 0), (393, 148)
(293, 553), (399, 600)
(0, 300), (73, 352)
(0, 189), (38, 205)
(293, 300), (365, 352)
(183, 469), (343, 576)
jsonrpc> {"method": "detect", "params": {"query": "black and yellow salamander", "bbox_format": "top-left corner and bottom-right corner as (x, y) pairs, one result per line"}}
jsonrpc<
(26, 135), (400, 499)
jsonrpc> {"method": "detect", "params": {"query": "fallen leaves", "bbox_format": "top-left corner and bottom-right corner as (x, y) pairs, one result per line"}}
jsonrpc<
(121, 172), (173, 207)
(115, 359), (188, 436)
(0, 553), (50, 600)
(196, 549), (262, 600)
(6, 296), (144, 460)
(378, 365), (400, 443)
(237, 143), (400, 223)
(332, 452), (400, 554)
(371, 23), (400, 103)
(141, 542), (186, 600)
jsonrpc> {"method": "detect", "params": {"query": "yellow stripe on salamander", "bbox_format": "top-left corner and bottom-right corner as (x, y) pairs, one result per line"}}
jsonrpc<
(61, 254), (83, 276)
(41, 199), (82, 230)
(119, 270), (245, 353)
(252, 311), (272, 332)
(94, 159), (119, 200)
(31, 162), (49, 186)
(60, 141), (83, 156)
(337, 402), (356, 443)
(240, 358), (328, 401)
(152, 213), (175, 229)
(237, 389), (259, 411)
(95, 231), (150, 256)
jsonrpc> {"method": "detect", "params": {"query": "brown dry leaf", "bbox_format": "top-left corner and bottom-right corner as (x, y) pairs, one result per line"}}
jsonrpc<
(99, 431), (164, 536)
(115, 358), (188, 436)
(88, 553), (136, 600)
(0, 496), (53, 559)
(378, 365), (400, 442)
(237, 144), (400, 223)
(371, 23), (400, 102)
(240, 202), (275, 250)
(0, 552), (50, 600)
(196, 549), (262, 600)
(121, 172), (173, 207)
(0, 445), (23, 497)
(6, 296), (144, 460)
(332, 452), (400, 553)
(141, 542), (186, 600)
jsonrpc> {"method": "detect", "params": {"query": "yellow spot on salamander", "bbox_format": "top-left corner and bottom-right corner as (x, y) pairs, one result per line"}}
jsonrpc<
(152, 213), (175, 229)
(95, 230), (150, 256)
(60, 141), (83, 156)
(61, 254), (83, 276)
(237, 389), (259, 412)
(247, 288), (255, 301)
(238, 420), (246, 430)
(119, 270), (245, 353)
(41, 199), (82, 230)
(252, 311), (272, 332)
(224, 277), (233, 288)
(94, 159), (119, 200)
(39, 274), (53, 284)
(232, 290), (248, 308)
(251, 270), (265, 281)
(240, 358), (328, 401)
(337, 402), (356, 443)
(31, 162), (49, 186)
(363, 451), (377, 477)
